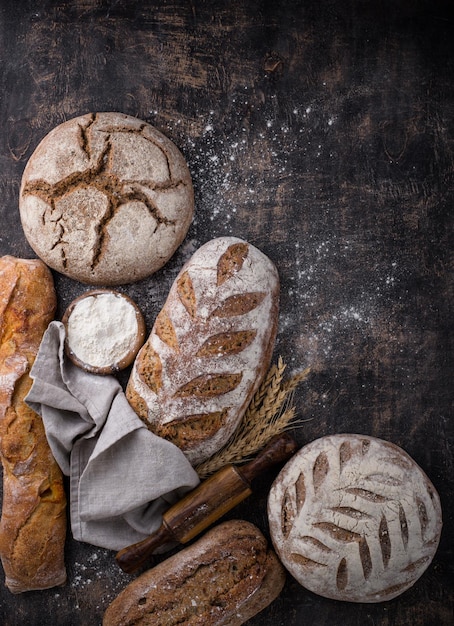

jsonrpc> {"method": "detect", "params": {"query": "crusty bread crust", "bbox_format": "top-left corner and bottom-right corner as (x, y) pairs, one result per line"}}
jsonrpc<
(19, 112), (194, 286)
(268, 434), (443, 603)
(0, 256), (67, 593)
(221, 550), (286, 626)
(126, 237), (280, 466)
(103, 520), (286, 625)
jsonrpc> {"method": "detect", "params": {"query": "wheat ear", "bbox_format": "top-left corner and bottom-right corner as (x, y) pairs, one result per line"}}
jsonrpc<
(195, 360), (310, 479)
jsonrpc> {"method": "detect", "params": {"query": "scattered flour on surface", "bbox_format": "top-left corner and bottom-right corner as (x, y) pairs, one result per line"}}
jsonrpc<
(164, 107), (402, 377)
(280, 235), (401, 371)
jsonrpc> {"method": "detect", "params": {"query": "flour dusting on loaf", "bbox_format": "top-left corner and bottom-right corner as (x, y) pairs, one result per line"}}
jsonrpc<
(267, 434), (442, 603)
(0, 256), (67, 593)
(19, 112), (194, 286)
(103, 520), (286, 626)
(126, 237), (279, 465)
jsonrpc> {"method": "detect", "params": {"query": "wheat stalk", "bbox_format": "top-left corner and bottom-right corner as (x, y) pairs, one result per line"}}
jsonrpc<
(245, 358), (285, 416)
(195, 359), (310, 479)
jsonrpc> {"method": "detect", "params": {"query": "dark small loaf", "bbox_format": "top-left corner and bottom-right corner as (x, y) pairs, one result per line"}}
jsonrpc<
(103, 520), (286, 626)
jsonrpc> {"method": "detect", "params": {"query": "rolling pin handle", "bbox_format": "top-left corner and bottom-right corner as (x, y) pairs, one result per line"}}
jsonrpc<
(115, 523), (171, 574)
(114, 433), (299, 574)
(239, 432), (299, 484)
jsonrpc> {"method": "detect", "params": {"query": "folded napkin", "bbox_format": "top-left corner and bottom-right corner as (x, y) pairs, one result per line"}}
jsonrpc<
(26, 321), (200, 552)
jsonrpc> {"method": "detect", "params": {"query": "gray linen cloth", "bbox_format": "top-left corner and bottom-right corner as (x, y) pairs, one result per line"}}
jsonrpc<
(25, 321), (200, 551)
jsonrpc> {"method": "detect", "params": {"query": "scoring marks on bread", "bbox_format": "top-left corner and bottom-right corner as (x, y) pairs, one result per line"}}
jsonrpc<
(268, 434), (442, 603)
(126, 237), (280, 466)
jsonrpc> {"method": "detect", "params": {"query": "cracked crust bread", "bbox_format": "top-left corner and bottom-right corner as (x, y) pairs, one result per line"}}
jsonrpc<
(19, 112), (194, 286)
(0, 256), (67, 593)
(267, 434), (442, 603)
(126, 237), (280, 466)
(103, 519), (286, 626)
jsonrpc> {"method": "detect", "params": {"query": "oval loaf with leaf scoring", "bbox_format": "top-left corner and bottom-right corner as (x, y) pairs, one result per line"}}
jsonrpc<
(126, 237), (279, 466)
(267, 434), (442, 603)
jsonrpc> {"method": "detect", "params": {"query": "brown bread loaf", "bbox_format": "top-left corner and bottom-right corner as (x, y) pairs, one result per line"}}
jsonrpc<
(0, 256), (67, 593)
(267, 434), (443, 603)
(19, 112), (194, 286)
(103, 519), (286, 625)
(126, 237), (280, 466)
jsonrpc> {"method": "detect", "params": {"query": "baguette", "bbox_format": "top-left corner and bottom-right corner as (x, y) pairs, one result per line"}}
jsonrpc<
(126, 237), (280, 466)
(103, 519), (286, 625)
(0, 256), (67, 593)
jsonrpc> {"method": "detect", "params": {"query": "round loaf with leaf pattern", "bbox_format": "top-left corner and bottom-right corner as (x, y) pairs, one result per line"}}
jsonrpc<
(267, 434), (442, 603)
(126, 237), (280, 466)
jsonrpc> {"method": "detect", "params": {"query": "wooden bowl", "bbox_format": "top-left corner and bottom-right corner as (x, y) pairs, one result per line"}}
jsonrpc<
(62, 289), (146, 375)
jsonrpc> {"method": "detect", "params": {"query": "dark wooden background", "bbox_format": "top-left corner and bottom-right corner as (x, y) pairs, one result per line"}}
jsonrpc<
(0, 1), (453, 624)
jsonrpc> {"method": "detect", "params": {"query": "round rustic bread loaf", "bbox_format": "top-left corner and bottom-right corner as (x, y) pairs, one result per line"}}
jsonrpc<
(126, 236), (280, 466)
(267, 433), (442, 603)
(19, 112), (194, 285)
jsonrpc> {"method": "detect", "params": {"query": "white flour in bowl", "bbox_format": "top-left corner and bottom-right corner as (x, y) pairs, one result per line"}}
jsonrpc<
(66, 293), (139, 369)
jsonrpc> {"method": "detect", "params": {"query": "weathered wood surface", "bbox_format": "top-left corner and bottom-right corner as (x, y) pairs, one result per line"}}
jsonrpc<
(0, 0), (453, 624)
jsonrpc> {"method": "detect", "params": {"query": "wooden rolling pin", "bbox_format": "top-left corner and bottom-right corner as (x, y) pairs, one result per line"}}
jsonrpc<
(115, 433), (298, 574)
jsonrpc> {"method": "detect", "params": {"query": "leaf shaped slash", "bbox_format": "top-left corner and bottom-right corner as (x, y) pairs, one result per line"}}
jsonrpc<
(137, 344), (162, 393)
(330, 506), (373, 521)
(295, 472), (306, 514)
(401, 556), (430, 573)
(343, 487), (391, 503)
(154, 310), (178, 349)
(365, 581), (409, 601)
(291, 553), (328, 569)
(312, 522), (362, 543)
(300, 536), (332, 553)
(210, 292), (266, 318)
(313, 451), (329, 491)
(217, 242), (249, 286)
(339, 440), (353, 471)
(281, 486), (296, 539)
(174, 372), (242, 398)
(416, 497), (429, 540)
(365, 473), (403, 487)
(281, 471), (306, 538)
(336, 557), (348, 590)
(158, 409), (229, 448)
(177, 271), (197, 319)
(379, 514), (391, 568)
(196, 330), (257, 357)
(359, 536), (373, 579)
(339, 438), (370, 472)
(399, 503), (409, 549)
